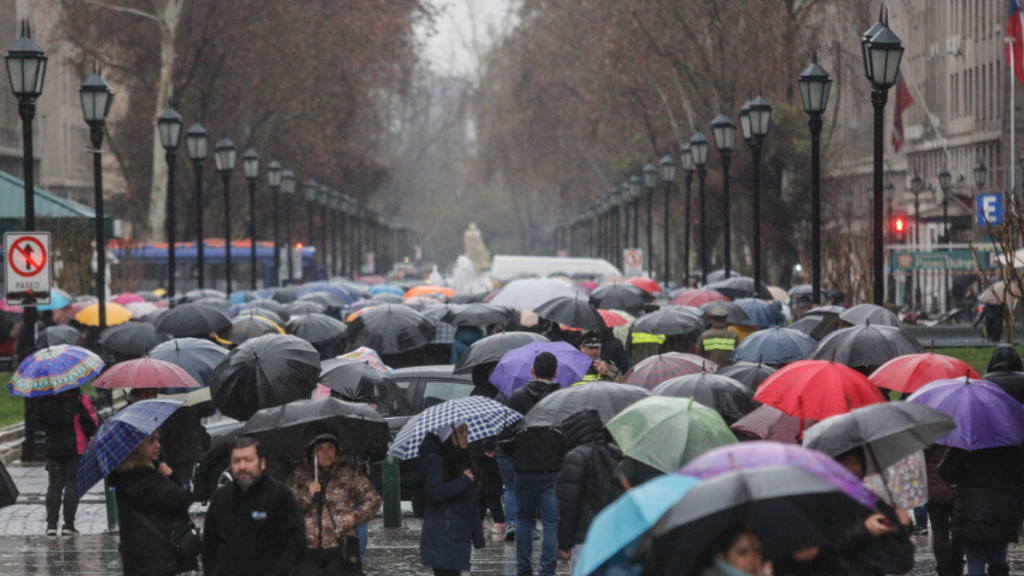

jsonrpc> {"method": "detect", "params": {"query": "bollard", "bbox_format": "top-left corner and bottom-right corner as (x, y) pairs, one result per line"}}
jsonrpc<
(103, 478), (118, 532)
(381, 455), (401, 528)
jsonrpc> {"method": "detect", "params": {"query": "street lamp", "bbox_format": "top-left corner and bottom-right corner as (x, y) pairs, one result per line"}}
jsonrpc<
(711, 114), (737, 276)
(799, 53), (832, 304)
(740, 94), (773, 296)
(80, 69), (113, 332)
(659, 155), (676, 283)
(974, 159), (988, 191)
(157, 107), (183, 301)
(628, 175), (642, 250)
(280, 170), (296, 284)
(243, 149), (259, 290)
(642, 163), (658, 277)
(689, 132), (710, 284)
(186, 123), (209, 288)
(862, 13), (905, 304)
(214, 138), (236, 293)
(680, 145), (695, 287)
(266, 161), (282, 287)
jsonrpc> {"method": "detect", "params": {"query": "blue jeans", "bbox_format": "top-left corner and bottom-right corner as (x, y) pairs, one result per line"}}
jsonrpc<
(515, 471), (559, 576)
(964, 541), (1007, 576)
(496, 450), (517, 530)
(357, 523), (368, 561)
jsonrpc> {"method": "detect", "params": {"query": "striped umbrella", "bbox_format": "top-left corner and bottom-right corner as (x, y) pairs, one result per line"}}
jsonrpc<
(8, 345), (103, 397)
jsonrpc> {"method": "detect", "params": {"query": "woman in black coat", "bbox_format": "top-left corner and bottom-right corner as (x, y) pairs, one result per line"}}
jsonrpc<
(419, 423), (485, 576)
(938, 445), (1024, 576)
(109, 430), (197, 576)
(982, 345), (1024, 403)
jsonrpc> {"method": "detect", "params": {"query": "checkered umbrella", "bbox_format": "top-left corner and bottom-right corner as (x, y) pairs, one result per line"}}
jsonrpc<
(76, 399), (182, 498)
(388, 396), (522, 459)
(624, 352), (718, 391)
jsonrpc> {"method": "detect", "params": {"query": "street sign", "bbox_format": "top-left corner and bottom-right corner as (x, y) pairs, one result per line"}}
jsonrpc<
(892, 249), (997, 271)
(623, 249), (643, 277)
(5, 231), (52, 305)
(976, 193), (1003, 226)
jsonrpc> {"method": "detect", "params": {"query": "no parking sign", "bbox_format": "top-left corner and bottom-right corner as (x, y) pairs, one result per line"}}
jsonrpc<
(623, 249), (644, 277)
(5, 231), (51, 306)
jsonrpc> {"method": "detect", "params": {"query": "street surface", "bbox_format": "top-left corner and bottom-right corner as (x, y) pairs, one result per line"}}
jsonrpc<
(0, 464), (1019, 575)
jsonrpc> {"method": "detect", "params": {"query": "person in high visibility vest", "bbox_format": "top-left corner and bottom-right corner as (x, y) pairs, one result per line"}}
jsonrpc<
(576, 331), (622, 384)
(698, 306), (740, 367)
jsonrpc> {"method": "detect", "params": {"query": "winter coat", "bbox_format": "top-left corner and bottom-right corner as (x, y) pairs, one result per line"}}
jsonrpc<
(555, 409), (623, 551)
(938, 445), (1024, 543)
(109, 462), (197, 576)
(499, 379), (565, 473)
(40, 390), (97, 458)
(419, 433), (485, 571)
(601, 335), (629, 374)
(286, 459), (382, 549)
(160, 403), (215, 464)
(202, 475), (307, 576)
(925, 445), (955, 505)
(982, 344), (1024, 403)
(614, 457), (663, 488)
(451, 326), (484, 365)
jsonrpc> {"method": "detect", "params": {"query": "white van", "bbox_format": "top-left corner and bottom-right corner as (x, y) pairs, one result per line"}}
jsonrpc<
(489, 255), (622, 281)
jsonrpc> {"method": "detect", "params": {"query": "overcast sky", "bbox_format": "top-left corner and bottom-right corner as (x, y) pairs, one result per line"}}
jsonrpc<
(420, 0), (513, 76)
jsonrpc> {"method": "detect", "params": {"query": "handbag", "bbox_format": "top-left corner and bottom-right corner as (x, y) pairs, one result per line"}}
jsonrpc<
(138, 513), (202, 565)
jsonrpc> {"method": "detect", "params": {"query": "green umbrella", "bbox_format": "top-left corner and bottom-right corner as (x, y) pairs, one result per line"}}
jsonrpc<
(606, 396), (737, 473)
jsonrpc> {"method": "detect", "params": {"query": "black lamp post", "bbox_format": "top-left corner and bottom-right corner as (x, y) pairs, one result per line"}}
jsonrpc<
(628, 175), (641, 250)
(659, 155), (676, 283)
(280, 170), (296, 284)
(243, 149), (259, 290)
(186, 123), (209, 288)
(689, 132), (710, 284)
(680, 145), (695, 287)
(939, 168), (952, 312)
(711, 114), (736, 276)
(303, 179), (318, 250)
(799, 54), (832, 304)
(642, 163), (658, 277)
(885, 181), (896, 303)
(80, 69), (113, 332)
(910, 174), (923, 309)
(620, 180), (630, 251)
(318, 185), (330, 276)
(266, 161), (282, 287)
(214, 139), (236, 293)
(157, 108), (183, 301)
(974, 159), (988, 191)
(862, 13), (905, 304)
(740, 94), (773, 296)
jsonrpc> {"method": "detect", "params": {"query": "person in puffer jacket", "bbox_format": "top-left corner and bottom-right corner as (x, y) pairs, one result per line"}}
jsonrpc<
(40, 387), (98, 536)
(555, 409), (623, 570)
(981, 344), (1024, 403)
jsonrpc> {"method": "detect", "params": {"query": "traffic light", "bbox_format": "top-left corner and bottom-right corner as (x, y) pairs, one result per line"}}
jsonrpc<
(891, 214), (907, 243)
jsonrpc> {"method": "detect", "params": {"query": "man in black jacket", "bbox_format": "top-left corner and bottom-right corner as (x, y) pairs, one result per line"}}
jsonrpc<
(202, 437), (306, 576)
(982, 344), (1024, 403)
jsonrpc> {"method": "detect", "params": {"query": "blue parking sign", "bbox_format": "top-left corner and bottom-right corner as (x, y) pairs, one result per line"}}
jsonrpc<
(977, 193), (1003, 226)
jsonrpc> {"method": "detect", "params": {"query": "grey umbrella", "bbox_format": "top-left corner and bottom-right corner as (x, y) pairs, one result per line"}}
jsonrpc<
(523, 382), (650, 427)
(651, 373), (755, 424)
(838, 304), (901, 328)
(808, 324), (922, 371)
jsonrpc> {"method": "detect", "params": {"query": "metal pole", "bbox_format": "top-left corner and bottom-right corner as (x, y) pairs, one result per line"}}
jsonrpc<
(684, 172), (693, 288)
(193, 160), (205, 289)
(382, 455), (402, 528)
(166, 151), (177, 300)
(17, 100), (39, 461)
(90, 124), (107, 332)
(271, 186), (281, 287)
(632, 200), (639, 250)
(752, 141), (764, 296)
(809, 112), (823, 303)
(943, 196), (950, 312)
(221, 172), (233, 294)
(663, 180), (671, 283)
(646, 187), (654, 277)
(285, 202), (294, 285)
(914, 192), (920, 309)
(722, 152), (732, 277)
(699, 167), (709, 284)
(249, 177), (257, 290)
(871, 88), (888, 305)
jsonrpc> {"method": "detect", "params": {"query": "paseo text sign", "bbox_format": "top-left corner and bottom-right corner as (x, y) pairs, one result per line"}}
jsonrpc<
(5, 232), (52, 305)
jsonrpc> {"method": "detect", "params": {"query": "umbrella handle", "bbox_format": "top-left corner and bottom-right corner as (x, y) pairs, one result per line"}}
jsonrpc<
(865, 444), (897, 508)
(314, 451), (318, 484)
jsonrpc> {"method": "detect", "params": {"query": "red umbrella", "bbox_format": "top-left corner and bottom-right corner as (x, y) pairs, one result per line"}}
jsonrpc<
(869, 353), (980, 394)
(753, 359), (885, 421)
(93, 357), (200, 389)
(623, 352), (717, 390)
(597, 309), (630, 327)
(670, 289), (730, 307)
(627, 277), (661, 294)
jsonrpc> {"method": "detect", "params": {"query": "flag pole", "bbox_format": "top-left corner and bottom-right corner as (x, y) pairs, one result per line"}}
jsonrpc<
(1011, 35), (1017, 198)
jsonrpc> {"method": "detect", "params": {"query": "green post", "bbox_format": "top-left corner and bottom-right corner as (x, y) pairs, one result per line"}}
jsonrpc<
(382, 455), (401, 528)
(103, 478), (118, 532)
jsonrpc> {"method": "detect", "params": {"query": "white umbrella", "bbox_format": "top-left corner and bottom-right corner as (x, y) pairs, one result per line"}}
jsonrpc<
(489, 277), (577, 310)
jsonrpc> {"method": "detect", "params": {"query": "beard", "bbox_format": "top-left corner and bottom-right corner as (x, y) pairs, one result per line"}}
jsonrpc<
(234, 470), (261, 490)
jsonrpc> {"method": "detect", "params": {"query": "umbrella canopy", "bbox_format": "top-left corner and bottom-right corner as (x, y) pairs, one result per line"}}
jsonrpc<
(405, 285), (455, 300)
(651, 373), (755, 423)
(154, 304), (232, 338)
(627, 277), (660, 294)
(149, 337), (228, 388)
(808, 324), (923, 371)
(630, 307), (704, 336)
(76, 399), (182, 498)
(767, 286), (789, 303)
(670, 289), (730, 307)
(210, 334), (322, 421)
(75, 303), (132, 327)
(624, 353), (717, 390)
(124, 302), (160, 319)
(488, 341), (593, 395)
(340, 347), (394, 374)
(802, 402), (956, 474)
(294, 284), (358, 305)
(37, 325), (80, 347)
(368, 284), (405, 297)
(319, 358), (410, 415)
(38, 289), (72, 311)
(285, 300), (327, 316)
(373, 293), (404, 305)
(838, 304), (901, 327)
(298, 291), (349, 309)
(236, 397), (391, 460)
(248, 299), (290, 321)
(185, 288), (227, 301)
(717, 361), (777, 392)
(192, 296), (234, 310)
(606, 396), (737, 473)
(243, 308), (286, 328)
(523, 382), (650, 428)
(345, 304), (435, 354)
(271, 285), (304, 303)
(99, 322), (170, 359)
(489, 278), (577, 310)
(731, 298), (785, 328)
(733, 327), (817, 366)
(533, 296), (606, 331)
(589, 283), (653, 316)
(453, 331), (550, 374)
(869, 353), (980, 393)
(730, 405), (806, 444)
(596, 309), (630, 328)
(908, 378), (1024, 450)
(93, 357), (201, 390)
(286, 313), (347, 344)
(389, 396), (523, 459)
(440, 303), (514, 327)
(979, 281), (1019, 305)
(221, 315), (284, 346)
(698, 301), (750, 326)
(707, 277), (772, 300)
(754, 360), (886, 421)
(8, 345), (104, 397)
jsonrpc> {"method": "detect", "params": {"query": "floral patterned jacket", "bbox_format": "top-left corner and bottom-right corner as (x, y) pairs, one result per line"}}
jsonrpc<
(286, 460), (383, 549)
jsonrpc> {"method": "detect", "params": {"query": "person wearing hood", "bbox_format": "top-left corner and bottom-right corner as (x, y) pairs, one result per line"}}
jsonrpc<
(451, 326), (485, 365)
(555, 409), (623, 571)
(419, 423), (485, 576)
(981, 344), (1024, 403)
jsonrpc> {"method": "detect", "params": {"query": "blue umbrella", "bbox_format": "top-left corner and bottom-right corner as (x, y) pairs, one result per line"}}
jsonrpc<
(8, 345), (103, 397)
(388, 396), (522, 459)
(76, 399), (182, 498)
(368, 284), (405, 297)
(295, 283), (358, 305)
(574, 474), (699, 576)
(733, 326), (817, 365)
(732, 298), (785, 328)
(488, 341), (594, 396)
(228, 290), (260, 304)
(37, 288), (72, 311)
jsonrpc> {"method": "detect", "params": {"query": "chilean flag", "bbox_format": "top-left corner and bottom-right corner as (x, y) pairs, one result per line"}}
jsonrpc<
(892, 72), (914, 153)
(1008, 0), (1024, 86)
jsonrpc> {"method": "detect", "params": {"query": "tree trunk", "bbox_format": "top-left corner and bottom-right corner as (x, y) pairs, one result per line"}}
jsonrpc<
(146, 0), (183, 242)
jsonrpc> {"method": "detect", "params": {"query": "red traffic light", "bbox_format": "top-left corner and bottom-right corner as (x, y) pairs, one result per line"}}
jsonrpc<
(894, 217), (905, 232)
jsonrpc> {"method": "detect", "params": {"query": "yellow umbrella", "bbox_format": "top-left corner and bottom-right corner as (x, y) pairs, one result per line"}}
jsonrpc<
(75, 303), (132, 327)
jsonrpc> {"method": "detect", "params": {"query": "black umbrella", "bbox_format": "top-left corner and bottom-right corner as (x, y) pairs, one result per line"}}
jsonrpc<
(808, 324), (923, 372)
(789, 315), (824, 338)
(236, 397), (391, 460)
(99, 322), (170, 359)
(838, 304), (901, 328)
(220, 315), (281, 346)
(271, 285), (304, 303)
(651, 373), (755, 423)
(320, 358), (412, 416)
(533, 296), (606, 331)
(372, 293), (404, 304)
(287, 313), (347, 343)
(448, 292), (490, 304)
(285, 301), (327, 316)
(631, 307), (704, 336)
(248, 299), (290, 321)
(37, 325), (80, 347)
(441, 303), (514, 327)
(149, 337), (228, 387)
(345, 304), (436, 354)
(705, 269), (744, 284)
(716, 361), (778, 392)
(523, 382), (650, 427)
(803, 403), (956, 474)
(210, 334), (321, 420)
(590, 283), (653, 316)
(244, 308), (286, 328)
(192, 296), (233, 310)
(298, 291), (348, 309)
(154, 304), (232, 338)
(452, 331), (550, 374)
(706, 276), (772, 300)
(185, 288), (228, 301)
(698, 301), (751, 326)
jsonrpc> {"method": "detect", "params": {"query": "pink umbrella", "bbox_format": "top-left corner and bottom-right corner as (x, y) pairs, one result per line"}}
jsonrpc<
(670, 289), (731, 307)
(112, 293), (146, 305)
(93, 357), (200, 389)
(0, 299), (23, 313)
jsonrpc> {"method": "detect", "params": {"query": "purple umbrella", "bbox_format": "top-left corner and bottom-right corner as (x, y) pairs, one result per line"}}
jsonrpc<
(907, 378), (1024, 450)
(488, 341), (593, 396)
(679, 441), (878, 508)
